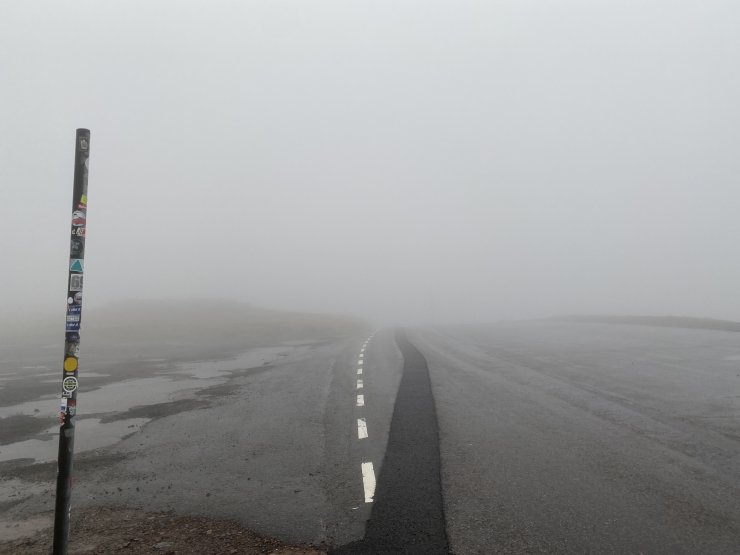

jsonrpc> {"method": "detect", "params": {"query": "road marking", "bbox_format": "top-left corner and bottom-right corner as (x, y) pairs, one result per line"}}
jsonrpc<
(356, 337), (376, 506)
(358, 418), (368, 439)
(361, 462), (376, 503)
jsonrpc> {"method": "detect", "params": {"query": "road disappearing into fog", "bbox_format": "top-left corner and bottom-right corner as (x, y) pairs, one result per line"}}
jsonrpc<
(406, 323), (740, 553)
(334, 322), (740, 553)
(3, 320), (739, 553)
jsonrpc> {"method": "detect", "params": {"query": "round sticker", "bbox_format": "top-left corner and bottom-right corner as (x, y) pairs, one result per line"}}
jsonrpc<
(62, 376), (78, 393)
(64, 357), (78, 372)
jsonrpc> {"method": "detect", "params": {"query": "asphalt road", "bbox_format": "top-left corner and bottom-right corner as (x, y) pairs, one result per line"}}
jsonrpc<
(409, 322), (740, 554)
(4, 321), (740, 553)
(333, 330), (449, 554)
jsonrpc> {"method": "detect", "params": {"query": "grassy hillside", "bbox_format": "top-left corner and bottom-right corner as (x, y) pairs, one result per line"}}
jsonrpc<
(1, 300), (368, 359)
(556, 315), (740, 333)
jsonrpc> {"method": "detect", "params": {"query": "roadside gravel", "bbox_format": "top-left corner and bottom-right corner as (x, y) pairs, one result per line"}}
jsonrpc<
(1, 507), (326, 554)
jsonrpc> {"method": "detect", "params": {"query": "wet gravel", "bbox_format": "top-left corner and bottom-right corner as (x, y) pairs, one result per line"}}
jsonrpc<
(0, 507), (326, 554)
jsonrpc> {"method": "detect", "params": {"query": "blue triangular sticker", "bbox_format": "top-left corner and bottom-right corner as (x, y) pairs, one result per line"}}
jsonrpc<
(70, 259), (84, 272)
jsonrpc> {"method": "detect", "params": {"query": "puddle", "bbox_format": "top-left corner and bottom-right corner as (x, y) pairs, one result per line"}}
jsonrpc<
(175, 346), (291, 379)
(0, 346), (297, 462)
(0, 394), (57, 420)
(0, 376), (217, 419)
(0, 418), (150, 463)
(38, 372), (110, 384)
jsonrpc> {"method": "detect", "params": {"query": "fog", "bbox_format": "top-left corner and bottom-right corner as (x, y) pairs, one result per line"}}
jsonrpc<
(2, 1), (740, 325)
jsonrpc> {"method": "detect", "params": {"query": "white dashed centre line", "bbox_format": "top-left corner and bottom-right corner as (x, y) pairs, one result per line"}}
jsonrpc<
(361, 462), (376, 503)
(354, 339), (375, 504)
(357, 418), (368, 439)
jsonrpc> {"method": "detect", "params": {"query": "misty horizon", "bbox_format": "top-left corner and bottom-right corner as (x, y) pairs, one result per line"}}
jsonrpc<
(3, 1), (739, 326)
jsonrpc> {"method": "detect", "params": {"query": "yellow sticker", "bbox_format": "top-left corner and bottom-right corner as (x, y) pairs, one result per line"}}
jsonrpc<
(80, 195), (88, 205)
(64, 357), (78, 372)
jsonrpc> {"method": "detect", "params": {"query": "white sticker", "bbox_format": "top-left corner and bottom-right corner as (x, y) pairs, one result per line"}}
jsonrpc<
(62, 376), (78, 394)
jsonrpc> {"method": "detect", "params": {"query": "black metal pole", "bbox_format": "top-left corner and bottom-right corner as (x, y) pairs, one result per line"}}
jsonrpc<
(53, 128), (90, 555)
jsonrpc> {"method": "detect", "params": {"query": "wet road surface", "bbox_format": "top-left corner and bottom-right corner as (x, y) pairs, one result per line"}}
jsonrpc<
(3, 321), (740, 553)
(410, 322), (740, 554)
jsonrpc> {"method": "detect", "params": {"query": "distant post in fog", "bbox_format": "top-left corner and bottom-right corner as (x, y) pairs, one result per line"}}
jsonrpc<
(53, 128), (90, 555)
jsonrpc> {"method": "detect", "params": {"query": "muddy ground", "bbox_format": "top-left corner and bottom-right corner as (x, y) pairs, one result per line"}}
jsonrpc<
(0, 507), (325, 554)
(0, 302), (367, 554)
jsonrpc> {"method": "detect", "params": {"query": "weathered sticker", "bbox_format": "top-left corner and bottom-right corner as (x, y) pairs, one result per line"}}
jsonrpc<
(69, 274), (83, 292)
(72, 210), (86, 227)
(70, 259), (84, 273)
(70, 239), (84, 257)
(80, 138), (89, 151)
(72, 227), (86, 238)
(64, 357), (78, 372)
(62, 376), (78, 394)
(68, 399), (77, 416)
(65, 342), (80, 358)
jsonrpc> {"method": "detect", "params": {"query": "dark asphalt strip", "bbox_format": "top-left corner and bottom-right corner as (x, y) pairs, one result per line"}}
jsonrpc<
(332, 330), (450, 555)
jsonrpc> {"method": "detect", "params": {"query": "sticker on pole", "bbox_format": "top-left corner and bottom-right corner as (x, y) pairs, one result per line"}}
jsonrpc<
(72, 210), (86, 227)
(66, 306), (81, 332)
(64, 357), (78, 372)
(62, 376), (78, 395)
(67, 292), (82, 306)
(70, 239), (84, 257)
(69, 274), (83, 292)
(70, 259), (84, 272)
(65, 341), (80, 357)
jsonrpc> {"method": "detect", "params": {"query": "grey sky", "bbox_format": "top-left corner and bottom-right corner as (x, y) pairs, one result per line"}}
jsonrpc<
(2, 1), (739, 324)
